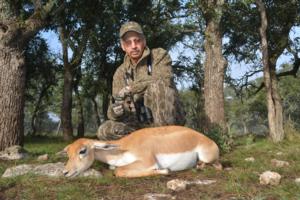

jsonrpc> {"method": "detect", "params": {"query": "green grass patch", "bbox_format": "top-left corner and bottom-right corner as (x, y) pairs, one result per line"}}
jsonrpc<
(0, 135), (300, 199)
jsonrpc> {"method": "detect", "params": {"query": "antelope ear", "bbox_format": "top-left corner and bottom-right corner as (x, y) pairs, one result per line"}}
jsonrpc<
(63, 145), (70, 152)
(55, 145), (69, 157)
(93, 142), (119, 151)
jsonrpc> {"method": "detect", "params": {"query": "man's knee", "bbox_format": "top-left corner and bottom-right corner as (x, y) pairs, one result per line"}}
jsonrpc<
(97, 120), (136, 140)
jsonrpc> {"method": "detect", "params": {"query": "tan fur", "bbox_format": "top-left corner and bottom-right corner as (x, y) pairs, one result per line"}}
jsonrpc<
(63, 126), (221, 178)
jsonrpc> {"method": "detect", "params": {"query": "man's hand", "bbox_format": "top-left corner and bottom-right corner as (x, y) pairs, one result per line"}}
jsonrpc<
(111, 86), (132, 117)
(118, 86), (131, 98)
(112, 102), (124, 117)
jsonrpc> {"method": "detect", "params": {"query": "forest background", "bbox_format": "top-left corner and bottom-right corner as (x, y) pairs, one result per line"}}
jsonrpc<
(1, 0), (300, 151)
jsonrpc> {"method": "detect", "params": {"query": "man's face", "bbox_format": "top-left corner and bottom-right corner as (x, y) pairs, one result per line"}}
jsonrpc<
(121, 31), (146, 63)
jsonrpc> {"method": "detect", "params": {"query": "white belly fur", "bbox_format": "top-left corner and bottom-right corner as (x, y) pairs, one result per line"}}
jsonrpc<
(155, 150), (198, 171)
(107, 152), (137, 167)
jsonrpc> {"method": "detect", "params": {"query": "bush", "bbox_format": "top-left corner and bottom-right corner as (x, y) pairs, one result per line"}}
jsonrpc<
(204, 125), (232, 153)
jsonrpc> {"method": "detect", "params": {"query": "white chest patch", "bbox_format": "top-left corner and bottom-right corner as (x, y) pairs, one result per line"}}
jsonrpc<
(155, 151), (198, 171)
(107, 152), (137, 167)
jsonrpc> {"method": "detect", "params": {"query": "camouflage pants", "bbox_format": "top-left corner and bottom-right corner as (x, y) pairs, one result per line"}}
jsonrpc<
(97, 80), (185, 140)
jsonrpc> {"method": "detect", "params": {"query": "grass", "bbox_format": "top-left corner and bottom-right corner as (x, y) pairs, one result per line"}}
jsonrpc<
(0, 135), (300, 200)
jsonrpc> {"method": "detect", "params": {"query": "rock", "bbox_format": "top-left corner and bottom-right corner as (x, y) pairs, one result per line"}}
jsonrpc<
(224, 167), (233, 171)
(33, 162), (65, 177)
(166, 179), (217, 192)
(37, 154), (49, 161)
(167, 179), (188, 191)
(143, 193), (175, 200)
(259, 171), (281, 185)
(295, 178), (300, 184)
(271, 159), (289, 168)
(80, 169), (103, 177)
(2, 162), (102, 178)
(0, 145), (28, 160)
(245, 157), (255, 162)
(190, 179), (217, 185)
(2, 164), (34, 178)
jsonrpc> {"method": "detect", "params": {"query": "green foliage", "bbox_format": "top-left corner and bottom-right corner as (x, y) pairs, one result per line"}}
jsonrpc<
(180, 89), (232, 151)
(226, 87), (269, 137)
(223, 0), (300, 109)
(279, 67), (300, 130)
(223, 0), (299, 61)
(284, 120), (300, 142)
(225, 66), (300, 140)
(179, 89), (206, 131)
(205, 125), (232, 153)
(24, 35), (62, 136)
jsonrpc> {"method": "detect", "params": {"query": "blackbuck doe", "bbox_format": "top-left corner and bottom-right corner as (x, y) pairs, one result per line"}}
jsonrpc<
(63, 126), (222, 178)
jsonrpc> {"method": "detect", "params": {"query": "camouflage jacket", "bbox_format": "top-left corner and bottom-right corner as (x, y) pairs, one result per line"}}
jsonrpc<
(107, 47), (178, 120)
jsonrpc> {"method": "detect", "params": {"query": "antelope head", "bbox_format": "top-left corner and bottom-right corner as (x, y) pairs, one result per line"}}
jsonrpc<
(63, 138), (118, 177)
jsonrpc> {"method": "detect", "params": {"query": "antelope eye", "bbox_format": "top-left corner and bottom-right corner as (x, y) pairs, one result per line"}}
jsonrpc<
(79, 148), (87, 155)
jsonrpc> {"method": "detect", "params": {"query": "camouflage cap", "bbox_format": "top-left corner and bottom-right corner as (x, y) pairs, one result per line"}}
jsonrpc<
(119, 21), (144, 38)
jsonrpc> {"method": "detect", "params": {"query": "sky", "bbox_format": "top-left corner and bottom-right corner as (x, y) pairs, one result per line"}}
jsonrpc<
(42, 31), (61, 55)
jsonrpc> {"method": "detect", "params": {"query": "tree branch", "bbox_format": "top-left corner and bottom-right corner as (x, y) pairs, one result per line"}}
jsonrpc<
(70, 29), (91, 67)
(58, 25), (69, 67)
(31, 0), (42, 10)
(0, 0), (21, 20)
(23, 0), (65, 40)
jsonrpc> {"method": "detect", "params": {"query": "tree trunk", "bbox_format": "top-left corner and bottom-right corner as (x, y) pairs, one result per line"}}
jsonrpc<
(76, 98), (85, 138)
(61, 62), (74, 141)
(0, 47), (26, 150)
(58, 20), (90, 141)
(59, 26), (74, 141)
(242, 121), (248, 135)
(256, 0), (284, 142)
(30, 112), (37, 136)
(201, 0), (227, 131)
(92, 97), (101, 126)
(30, 85), (50, 136)
(77, 105), (84, 138)
(0, 0), (61, 149)
(74, 84), (85, 138)
(269, 63), (284, 141)
(102, 92), (110, 121)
